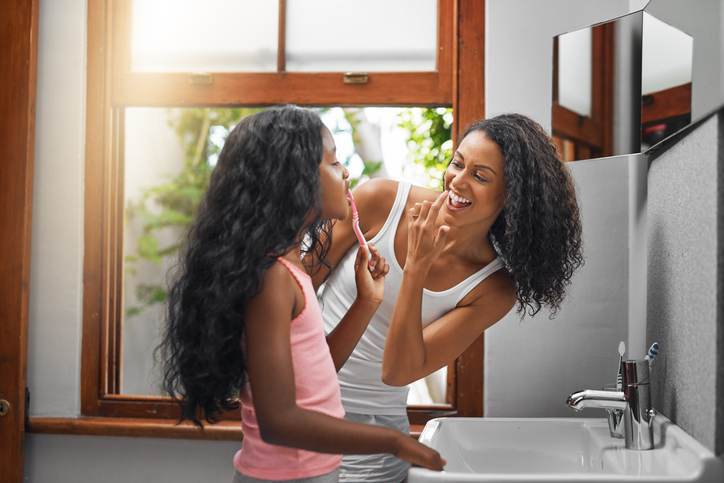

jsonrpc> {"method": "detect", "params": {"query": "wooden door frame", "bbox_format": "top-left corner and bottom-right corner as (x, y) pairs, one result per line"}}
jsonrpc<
(0, 0), (39, 481)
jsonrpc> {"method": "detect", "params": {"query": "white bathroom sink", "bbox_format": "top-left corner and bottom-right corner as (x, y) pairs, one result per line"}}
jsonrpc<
(409, 416), (724, 482)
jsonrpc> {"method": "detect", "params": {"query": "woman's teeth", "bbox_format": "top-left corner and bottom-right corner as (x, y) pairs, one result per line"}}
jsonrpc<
(448, 191), (472, 208)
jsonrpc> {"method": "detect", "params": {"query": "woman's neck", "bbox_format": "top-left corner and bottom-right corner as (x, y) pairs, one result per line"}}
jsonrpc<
(438, 220), (498, 266)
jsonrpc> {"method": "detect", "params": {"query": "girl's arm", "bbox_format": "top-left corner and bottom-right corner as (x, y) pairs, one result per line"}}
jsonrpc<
(325, 244), (389, 371)
(302, 179), (395, 370)
(244, 263), (444, 469)
(381, 193), (516, 386)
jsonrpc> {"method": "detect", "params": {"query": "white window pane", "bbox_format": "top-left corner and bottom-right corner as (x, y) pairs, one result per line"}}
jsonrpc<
(558, 27), (592, 117)
(286, 0), (437, 72)
(642, 13), (693, 95)
(407, 366), (448, 405)
(121, 107), (263, 395)
(132, 0), (278, 72)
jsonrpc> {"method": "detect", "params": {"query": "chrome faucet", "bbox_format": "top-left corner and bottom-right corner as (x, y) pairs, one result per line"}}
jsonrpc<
(567, 359), (655, 450)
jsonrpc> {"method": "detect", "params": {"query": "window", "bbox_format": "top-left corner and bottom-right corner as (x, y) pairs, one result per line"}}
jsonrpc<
(82, 0), (485, 432)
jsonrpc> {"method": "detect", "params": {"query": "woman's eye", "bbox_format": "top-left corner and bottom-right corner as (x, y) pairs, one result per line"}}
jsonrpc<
(475, 173), (488, 183)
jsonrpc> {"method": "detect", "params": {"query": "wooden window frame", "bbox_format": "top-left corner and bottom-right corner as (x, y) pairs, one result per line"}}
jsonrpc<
(69, 0), (485, 438)
(552, 22), (614, 161)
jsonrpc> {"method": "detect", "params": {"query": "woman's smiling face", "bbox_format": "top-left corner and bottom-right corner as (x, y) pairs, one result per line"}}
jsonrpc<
(441, 130), (506, 228)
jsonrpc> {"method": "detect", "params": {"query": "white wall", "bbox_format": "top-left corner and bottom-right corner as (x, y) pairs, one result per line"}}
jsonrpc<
(485, 0), (634, 132)
(484, 0), (642, 417)
(25, 435), (238, 483)
(28, 0), (86, 419)
(485, 155), (633, 416)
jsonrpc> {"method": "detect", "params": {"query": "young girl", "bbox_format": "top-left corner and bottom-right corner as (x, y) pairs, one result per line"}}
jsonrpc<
(314, 113), (585, 482)
(159, 106), (445, 482)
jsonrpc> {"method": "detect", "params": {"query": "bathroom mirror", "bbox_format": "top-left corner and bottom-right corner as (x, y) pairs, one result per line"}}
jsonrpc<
(640, 12), (693, 149)
(552, 0), (699, 162)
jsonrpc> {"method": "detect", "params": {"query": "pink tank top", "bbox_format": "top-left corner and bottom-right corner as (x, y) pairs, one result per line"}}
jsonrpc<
(233, 257), (345, 480)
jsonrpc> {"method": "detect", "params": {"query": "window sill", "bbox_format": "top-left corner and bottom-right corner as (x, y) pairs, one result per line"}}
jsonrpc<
(28, 417), (423, 440)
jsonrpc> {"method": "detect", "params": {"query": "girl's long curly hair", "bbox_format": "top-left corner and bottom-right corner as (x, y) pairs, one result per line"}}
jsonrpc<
(158, 106), (331, 425)
(456, 114), (584, 316)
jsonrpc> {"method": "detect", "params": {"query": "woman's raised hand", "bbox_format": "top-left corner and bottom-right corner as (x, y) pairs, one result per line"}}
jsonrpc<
(405, 191), (450, 276)
(353, 244), (389, 305)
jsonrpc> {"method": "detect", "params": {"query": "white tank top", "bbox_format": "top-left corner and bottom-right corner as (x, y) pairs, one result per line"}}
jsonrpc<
(321, 181), (504, 415)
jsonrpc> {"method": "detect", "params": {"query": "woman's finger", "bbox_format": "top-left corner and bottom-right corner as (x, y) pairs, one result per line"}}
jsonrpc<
(418, 200), (432, 221)
(409, 203), (422, 222)
(426, 191), (448, 224)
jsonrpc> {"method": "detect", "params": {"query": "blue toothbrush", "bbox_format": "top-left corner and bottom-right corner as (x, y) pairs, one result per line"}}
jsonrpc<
(644, 342), (660, 367)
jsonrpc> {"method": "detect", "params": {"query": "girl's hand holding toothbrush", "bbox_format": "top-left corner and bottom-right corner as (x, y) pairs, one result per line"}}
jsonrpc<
(354, 244), (389, 305)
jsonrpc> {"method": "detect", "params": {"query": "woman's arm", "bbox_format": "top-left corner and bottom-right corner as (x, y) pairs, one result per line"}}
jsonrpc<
(382, 270), (515, 386)
(244, 263), (444, 469)
(381, 193), (516, 386)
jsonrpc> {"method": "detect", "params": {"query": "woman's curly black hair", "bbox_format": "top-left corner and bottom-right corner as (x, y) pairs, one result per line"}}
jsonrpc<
(453, 113), (584, 317)
(158, 105), (332, 425)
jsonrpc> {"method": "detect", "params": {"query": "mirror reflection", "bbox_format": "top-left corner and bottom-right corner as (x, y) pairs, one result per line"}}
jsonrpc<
(552, 7), (693, 161)
(641, 12), (693, 148)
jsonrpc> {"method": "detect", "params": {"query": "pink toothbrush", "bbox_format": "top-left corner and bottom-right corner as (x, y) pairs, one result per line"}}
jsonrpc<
(346, 191), (370, 259)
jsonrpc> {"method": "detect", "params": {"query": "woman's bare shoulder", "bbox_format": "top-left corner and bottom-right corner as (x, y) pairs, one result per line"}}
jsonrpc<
(352, 178), (400, 228)
(408, 184), (443, 204)
(468, 269), (517, 312)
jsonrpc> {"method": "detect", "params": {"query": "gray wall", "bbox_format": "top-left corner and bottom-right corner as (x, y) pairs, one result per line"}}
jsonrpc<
(646, 112), (723, 455)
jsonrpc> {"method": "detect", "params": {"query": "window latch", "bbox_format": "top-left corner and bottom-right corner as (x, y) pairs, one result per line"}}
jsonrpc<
(344, 72), (369, 85)
(189, 73), (213, 86)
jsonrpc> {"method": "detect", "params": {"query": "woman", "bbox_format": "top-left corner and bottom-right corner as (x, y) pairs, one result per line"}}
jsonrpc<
(311, 113), (584, 482)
